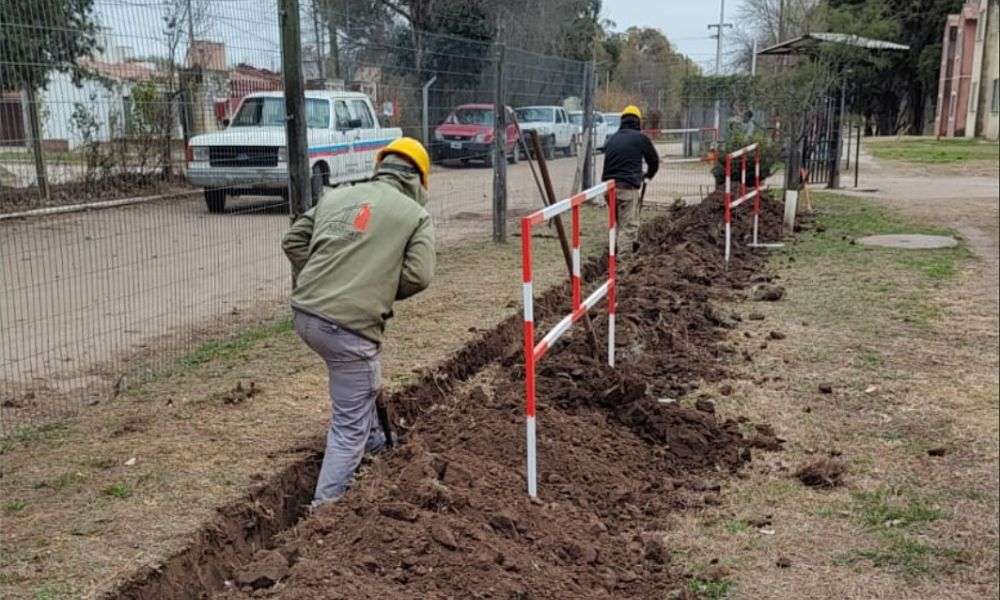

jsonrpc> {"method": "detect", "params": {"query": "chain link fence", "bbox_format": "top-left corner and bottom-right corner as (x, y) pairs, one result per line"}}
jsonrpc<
(0, 0), (599, 429)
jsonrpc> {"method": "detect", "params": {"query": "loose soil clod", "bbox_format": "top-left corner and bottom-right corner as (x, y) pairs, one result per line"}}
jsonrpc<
(795, 458), (847, 488)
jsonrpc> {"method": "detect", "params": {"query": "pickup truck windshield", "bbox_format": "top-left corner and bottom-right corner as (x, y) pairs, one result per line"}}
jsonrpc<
(515, 108), (554, 123)
(453, 108), (493, 125)
(232, 98), (331, 128)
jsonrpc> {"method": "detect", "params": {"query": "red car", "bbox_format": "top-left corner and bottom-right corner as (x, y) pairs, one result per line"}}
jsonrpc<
(432, 104), (519, 165)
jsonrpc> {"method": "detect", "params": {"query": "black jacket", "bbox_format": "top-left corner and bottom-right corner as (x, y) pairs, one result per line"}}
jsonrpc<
(600, 116), (660, 189)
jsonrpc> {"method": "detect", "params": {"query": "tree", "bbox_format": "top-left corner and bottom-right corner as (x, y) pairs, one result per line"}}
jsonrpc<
(824, 0), (962, 133)
(0, 0), (101, 199)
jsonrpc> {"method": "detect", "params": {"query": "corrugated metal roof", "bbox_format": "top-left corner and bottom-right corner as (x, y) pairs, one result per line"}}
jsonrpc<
(758, 33), (910, 55)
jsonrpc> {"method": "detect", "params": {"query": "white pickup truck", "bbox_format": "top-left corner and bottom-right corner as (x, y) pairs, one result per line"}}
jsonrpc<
(514, 106), (579, 160)
(185, 90), (402, 212)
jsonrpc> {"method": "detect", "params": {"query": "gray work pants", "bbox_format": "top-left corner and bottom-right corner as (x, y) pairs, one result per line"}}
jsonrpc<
(616, 186), (641, 254)
(293, 310), (386, 505)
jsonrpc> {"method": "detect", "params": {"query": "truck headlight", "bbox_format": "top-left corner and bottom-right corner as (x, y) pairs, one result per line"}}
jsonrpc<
(474, 133), (491, 143)
(278, 146), (288, 162)
(189, 146), (209, 162)
(434, 130), (444, 141)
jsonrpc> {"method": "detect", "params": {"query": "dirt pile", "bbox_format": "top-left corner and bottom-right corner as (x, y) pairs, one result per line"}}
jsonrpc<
(209, 194), (784, 599)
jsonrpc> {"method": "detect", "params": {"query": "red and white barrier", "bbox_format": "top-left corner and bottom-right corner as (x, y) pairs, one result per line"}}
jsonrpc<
(723, 142), (767, 264)
(521, 181), (618, 498)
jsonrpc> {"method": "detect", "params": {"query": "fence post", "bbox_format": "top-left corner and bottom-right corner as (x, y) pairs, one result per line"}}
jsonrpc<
(581, 60), (595, 189)
(24, 87), (50, 202)
(724, 152), (732, 265)
(492, 42), (507, 243)
(278, 0), (311, 218)
(421, 75), (437, 149)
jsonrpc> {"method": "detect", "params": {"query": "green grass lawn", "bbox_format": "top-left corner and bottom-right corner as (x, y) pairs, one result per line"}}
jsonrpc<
(867, 137), (1000, 164)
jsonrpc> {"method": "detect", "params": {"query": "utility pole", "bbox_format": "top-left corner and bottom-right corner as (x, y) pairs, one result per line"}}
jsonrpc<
(186, 0), (195, 57)
(707, 0), (732, 132)
(279, 0), (312, 218)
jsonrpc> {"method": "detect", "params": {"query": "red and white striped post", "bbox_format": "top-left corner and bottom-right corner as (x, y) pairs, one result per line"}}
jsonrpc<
(753, 145), (761, 246)
(724, 152), (733, 264)
(521, 181), (617, 498)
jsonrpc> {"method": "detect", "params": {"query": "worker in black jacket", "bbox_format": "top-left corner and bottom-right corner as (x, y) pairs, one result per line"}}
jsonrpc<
(601, 105), (659, 254)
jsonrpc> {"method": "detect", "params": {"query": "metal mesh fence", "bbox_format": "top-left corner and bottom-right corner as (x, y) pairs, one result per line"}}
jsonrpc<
(0, 0), (597, 429)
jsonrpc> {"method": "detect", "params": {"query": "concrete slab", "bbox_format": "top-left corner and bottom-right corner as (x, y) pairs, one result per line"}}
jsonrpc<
(857, 233), (959, 249)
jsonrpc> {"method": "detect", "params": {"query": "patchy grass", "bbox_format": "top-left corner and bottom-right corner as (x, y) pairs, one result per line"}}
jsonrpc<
(688, 578), (734, 599)
(656, 189), (996, 598)
(849, 488), (946, 529)
(3, 500), (27, 514)
(176, 316), (294, 369)
(867, 137), (1000, 164)
(101, 482), (133, 500)
(0, 422), (70, 453)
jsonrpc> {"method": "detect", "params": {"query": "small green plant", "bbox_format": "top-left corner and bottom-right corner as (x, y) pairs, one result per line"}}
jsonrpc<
(724, 519), (751, 534)
(3, 500), (27, 513)
(688, 577), (734, 599)
(852, 488), (945, 529)
(102, 482), (133, 499)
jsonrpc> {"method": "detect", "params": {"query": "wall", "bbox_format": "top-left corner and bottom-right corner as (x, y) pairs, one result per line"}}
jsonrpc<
(976, 0), (1000, 140)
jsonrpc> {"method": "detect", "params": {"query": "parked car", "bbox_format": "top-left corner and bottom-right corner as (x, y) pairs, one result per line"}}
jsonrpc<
(568, 111), (612, 151)
(431, 104), (519, 166)
(514, 106), (577, 159)
(185, 90), (402, 213)
(602, 112), (622, 132)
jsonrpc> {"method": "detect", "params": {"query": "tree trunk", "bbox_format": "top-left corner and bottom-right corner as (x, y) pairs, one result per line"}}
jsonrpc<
(24, 86), (50, 201)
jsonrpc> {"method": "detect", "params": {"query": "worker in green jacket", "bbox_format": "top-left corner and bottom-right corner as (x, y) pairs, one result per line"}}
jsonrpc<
(282, 137), (435, 507)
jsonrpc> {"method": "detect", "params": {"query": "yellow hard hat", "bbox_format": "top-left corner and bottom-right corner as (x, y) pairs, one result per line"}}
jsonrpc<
(376, 137), (430, 188)
(622, 105), (642, 119)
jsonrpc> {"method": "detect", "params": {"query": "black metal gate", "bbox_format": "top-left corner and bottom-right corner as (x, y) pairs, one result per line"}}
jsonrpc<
(800, 94), (838, 185)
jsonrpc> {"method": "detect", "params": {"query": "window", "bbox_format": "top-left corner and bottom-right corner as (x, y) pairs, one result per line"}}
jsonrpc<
(992, 79), (999, 114)
(348, 99), (375, 128)
(555, 110), (564, 123)
(232, 97), (329, 128)
(334, 100), (352, 129)
(305, 99), (330, 128)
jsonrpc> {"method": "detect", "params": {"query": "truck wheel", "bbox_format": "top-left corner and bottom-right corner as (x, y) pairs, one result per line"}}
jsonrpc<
(544, 136), (555, 160)
(568, 135), (578, 157)
(204, 189), (226, 213)
(507, 146), (518, 164)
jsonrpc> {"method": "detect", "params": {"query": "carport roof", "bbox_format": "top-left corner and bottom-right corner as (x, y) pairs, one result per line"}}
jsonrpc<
(758, 32), (909, 55)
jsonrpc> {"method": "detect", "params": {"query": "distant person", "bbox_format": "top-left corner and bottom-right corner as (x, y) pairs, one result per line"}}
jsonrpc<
(601, 105), (660, 253)
(282, 137), (435, 508)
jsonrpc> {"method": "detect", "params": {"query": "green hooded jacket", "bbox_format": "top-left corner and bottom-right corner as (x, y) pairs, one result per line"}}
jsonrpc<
(282, 155), (435, 344)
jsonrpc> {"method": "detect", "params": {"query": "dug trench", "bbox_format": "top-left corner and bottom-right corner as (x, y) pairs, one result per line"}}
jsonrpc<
(107, 193), (787, 600)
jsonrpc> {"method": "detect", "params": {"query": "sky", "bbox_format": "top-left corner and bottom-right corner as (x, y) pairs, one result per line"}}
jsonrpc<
(602, 0), (739, 73)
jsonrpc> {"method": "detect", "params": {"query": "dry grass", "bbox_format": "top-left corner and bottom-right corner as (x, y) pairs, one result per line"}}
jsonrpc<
(0, 207), (610, 599)
(658, 192), (998, 599)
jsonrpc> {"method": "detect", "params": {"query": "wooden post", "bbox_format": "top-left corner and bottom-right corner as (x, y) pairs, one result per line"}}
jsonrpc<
(492, 41), (507, 243)
(278, 0), (312, 218)
(24, 87), (49, 202)
(528, 131), (601, 355)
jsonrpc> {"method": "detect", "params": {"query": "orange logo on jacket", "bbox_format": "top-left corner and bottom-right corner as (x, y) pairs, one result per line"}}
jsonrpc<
(353, 204), (372, 232)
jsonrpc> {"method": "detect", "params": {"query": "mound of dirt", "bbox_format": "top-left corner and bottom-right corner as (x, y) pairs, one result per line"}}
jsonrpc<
(213, 193), (787, 599)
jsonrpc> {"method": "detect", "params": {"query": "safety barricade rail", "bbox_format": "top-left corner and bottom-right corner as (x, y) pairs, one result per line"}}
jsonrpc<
(520, 180), (617, 498)
(723, 142), (769, 264)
